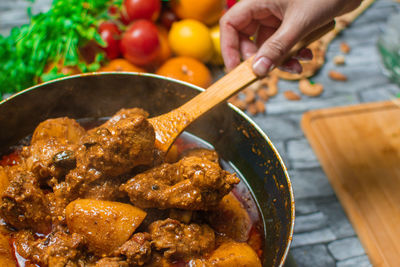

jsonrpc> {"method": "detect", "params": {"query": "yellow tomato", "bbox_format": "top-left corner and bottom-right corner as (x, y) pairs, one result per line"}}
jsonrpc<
(210, 25), (224, 66)
(170, 0), (224, 26)
(168, 19), (214, 63)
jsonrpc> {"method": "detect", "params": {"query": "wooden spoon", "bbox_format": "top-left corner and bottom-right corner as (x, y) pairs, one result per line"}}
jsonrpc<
(150, 21), (335, 153)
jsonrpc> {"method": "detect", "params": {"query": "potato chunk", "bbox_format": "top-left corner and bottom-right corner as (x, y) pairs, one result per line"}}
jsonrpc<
(65, 199), (146, 256)
(207, 193), (251, 242)
(208, 241), (262, 267)
(0, 232), (16, 266)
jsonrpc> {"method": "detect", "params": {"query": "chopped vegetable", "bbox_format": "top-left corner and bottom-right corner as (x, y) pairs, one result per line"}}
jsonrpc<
(0, 0), (122, 96)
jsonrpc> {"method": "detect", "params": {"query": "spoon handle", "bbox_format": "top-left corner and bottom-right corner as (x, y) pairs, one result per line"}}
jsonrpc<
(151, 21), (335, 152)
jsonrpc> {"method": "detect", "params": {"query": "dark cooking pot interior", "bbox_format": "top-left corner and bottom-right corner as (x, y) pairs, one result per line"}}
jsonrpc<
(0, 73), (294, 267)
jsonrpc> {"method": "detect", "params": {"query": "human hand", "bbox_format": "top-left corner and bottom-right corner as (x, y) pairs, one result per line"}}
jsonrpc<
(220, 0), (362, 76)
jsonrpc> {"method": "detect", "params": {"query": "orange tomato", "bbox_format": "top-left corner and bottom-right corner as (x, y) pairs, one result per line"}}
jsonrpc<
(99, 59), (146, 72)
(40, 59), (81, 82)
(156, 56), (212, 88)
(154, 26), (172, 66)
(170, 0), (224, 26)
(168, 19), (213, 63)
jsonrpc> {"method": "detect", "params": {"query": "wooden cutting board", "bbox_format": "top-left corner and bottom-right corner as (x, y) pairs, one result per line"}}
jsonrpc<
(301, 100), (400, 267)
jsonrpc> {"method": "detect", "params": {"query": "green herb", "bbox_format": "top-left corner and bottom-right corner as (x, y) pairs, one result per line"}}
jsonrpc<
(0, 0), (122, 96)
(396, 93), (400, 98)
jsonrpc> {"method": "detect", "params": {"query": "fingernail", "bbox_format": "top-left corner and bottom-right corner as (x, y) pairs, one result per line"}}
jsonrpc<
(252, 57), (274, 76)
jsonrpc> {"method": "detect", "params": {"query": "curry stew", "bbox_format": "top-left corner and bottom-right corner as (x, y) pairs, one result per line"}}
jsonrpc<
(0, 108), (263, 266)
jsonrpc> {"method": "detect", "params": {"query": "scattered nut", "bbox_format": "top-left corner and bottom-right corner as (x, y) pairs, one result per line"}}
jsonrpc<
(299, 79), (324, 97)
(244, 90), (256, 103)
(246, 80), (262, 91)
(284, 90), (301, 101)
(247, 103), (258, 115)
(340, 42), (351, 54)
(328, 70), (348, 81)
(337, 18), (350, 28)
(333, 55), (345, 65)
(265, 75), (279, 96)
(228, 95), (238, 103)
(257, 88), (270, 101)
(255, 100), (266, 113)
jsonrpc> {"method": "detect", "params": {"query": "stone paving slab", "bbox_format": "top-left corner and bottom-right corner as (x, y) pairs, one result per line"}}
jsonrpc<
(337, 255), (373, 267)
(294, 212), (327, 234)
(252, 115), (304, 141)
(290, 168), (335, 200)
(316, 198), (356, 239)
(328, 237), (365, 261)
(292, 228), (336, 248)
(287, 139), (320, 169)
(294, 199), (319, 215)
(266, 94), (360, 115)
(291, 244), (336, 267)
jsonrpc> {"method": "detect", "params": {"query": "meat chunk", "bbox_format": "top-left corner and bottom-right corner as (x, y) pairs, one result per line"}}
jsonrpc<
(121, 156), (240, 210)
(79, 116), (154, 179)
(100, 108), (150, 128)
(66, 110), (155, 196)
(114, 232), (152, 266)
(79, 178), (125, 201)
(23, 117), (85, 180)
(14, 230), (87, 266)
(149, 218), (215, 260)
(0, 166), (51, 233)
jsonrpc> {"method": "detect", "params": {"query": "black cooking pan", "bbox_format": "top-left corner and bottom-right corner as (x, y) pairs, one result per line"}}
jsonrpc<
(0, 73), (294, 266)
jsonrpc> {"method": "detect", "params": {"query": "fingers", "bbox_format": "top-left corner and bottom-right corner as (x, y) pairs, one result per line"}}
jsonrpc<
(252, 14), (309, 76)
(220, 0), (272, 71)
(239, 34), (258, 60)
(220, 20), (241, 71)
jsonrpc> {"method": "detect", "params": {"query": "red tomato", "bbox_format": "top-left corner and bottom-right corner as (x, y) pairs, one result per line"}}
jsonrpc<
(123, 0), (161, 22)
(108, 5), (119, 15)
(99, 22), (121, 60)
(159, 8), (179, 30)
(227, 0), (238, 8)
(120, 20), (160, 66)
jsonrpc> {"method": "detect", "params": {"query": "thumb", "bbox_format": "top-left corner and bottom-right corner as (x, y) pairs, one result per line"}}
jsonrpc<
(252, 17), (308, 76)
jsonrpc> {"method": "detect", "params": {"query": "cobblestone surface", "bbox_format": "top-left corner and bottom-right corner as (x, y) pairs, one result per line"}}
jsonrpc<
(1, 0), (400, 266)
